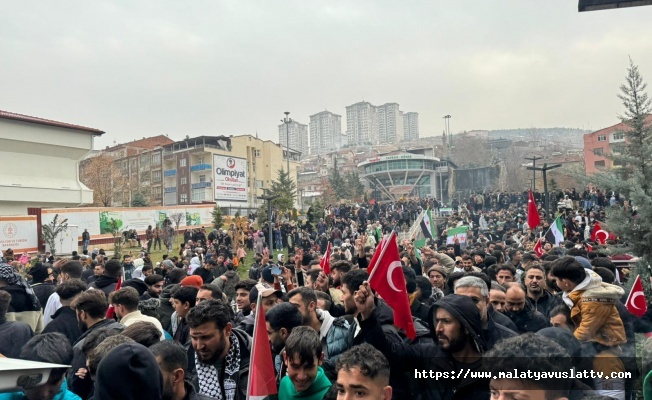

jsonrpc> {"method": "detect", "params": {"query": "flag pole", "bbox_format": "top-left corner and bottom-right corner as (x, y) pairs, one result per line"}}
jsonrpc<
(368, 230), (395, 282)
(245, 292), (263, 400)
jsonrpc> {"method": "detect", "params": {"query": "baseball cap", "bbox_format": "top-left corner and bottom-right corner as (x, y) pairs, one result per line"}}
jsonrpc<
(249, 283), (282, 304)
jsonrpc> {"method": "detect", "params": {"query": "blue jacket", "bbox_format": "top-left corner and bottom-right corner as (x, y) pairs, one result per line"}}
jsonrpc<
(0, 379), (80, 400)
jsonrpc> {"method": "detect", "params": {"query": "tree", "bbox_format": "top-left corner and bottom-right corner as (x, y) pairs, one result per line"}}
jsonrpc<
(131, 191), (149, 207)
(80, 154), (125, 207)
(590, 59), (652, 294)
(269, 168), (297, 213)
(212, 205), (225, 230)
(170, 212), (184, 236)
(307, 198), (325, 223)
(107, 218), (123, 258)
(345, 171), (365, 201)
(328, 160), (348, 200)
(42, 214), (68, 256)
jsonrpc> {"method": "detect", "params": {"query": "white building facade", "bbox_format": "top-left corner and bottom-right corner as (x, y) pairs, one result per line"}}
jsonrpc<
(278, 120), (309, 159)
(0, 110), (104, 215)
(377, 103), (404, 144)
(309, 111), (342, 155)
(346, 102), (378, 147)
(403, 112), (420, 141)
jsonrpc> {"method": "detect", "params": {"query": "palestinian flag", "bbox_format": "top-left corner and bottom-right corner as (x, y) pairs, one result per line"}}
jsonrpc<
(545, 216), (565, 246)
(420, 209), (435, 240)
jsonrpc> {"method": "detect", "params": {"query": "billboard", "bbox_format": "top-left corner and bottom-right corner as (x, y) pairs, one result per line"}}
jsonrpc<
(214, 155), (247, 202)
(0, 216), (38, 253)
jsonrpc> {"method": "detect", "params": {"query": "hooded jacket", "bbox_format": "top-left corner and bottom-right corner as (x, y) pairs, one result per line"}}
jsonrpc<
(94, 343), (163, 400)
(0, 285), (44, 334)
(528, 289), (562, 319)
(41, 306), (82, 346)
(157, 284), (178, 332)
(564, 270), (626, 346)
(358, 295), (489, 400)
(88, 275), (118, 297)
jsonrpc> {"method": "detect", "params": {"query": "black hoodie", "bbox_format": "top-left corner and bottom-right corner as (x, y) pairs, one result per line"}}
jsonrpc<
(88, 275), (118, 297)
(94, 342), (163, 400)
(359, 295), (489, 400)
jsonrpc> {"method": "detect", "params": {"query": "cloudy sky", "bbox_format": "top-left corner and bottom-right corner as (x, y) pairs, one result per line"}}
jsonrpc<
(2, 1), (652, 149)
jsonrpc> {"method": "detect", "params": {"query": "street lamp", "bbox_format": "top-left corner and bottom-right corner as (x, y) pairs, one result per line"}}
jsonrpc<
(443, 115), (452, 151)
(281, 111), (292, 180)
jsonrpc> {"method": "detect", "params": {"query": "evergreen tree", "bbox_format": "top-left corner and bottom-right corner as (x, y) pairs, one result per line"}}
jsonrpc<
(212, 205), (224, 230)
(329, 159), (348, 200)
(591, 59), (652, 294)
(345, 171), (365, 201)
(131, 191), (149, 207)
(269, 168), (297, 213)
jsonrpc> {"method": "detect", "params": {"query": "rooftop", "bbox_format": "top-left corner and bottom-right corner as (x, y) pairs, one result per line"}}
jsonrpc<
(105, 134), (174, 152)
(0, 109), (105, 134)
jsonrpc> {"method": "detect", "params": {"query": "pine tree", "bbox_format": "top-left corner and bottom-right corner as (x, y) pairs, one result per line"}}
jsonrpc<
(591, 59), (652, 294)
(212, 205), (224, 230)
(269, 168), (297, 213)
(345, 171), (365, 201)
(329, 159), (348, 200)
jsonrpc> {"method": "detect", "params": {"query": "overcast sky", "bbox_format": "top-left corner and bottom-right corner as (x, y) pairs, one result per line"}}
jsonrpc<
(2, 1), (652, 149)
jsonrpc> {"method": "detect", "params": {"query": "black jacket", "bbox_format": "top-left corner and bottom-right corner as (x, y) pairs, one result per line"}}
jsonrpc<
(483, 312), (518, 350)
(359, 295), (489, 400)
(187, 328), (251, 400)
(487, 305), (518, 332)
(88, 275), (118, 297)
(505, 303), (549, 333)
(528, 289), (562, 319)
(42, 306), (82, 345)
(31, 282), (56, 309)
(0, 318), (33, 358)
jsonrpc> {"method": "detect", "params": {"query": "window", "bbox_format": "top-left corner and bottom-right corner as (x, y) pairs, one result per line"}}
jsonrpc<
(180, 158), (187, 167)
(152, 170), (162, 183)
(254, 149), (261, 157)
(613, 132), (625, 140)
(594, 160), (606, 169)
(597, 135), (607, 142)
(180, 193), (188, 203)
(181, 177), (187, 185)
(140, 154), (150, 168)
(151, 153), (161, 165)
(197, 157), (204, 164)
(593, 148), (604, 155)
(152, 186), (162, 198)
(255, 180), (264, 188)
(199, 175), (206, 183)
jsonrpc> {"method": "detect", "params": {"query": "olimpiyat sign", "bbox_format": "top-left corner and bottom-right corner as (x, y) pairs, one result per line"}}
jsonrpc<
(214, 155), (247, 202)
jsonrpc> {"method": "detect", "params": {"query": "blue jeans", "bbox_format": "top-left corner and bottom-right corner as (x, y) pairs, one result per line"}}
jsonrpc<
(83, 240), (89, 252)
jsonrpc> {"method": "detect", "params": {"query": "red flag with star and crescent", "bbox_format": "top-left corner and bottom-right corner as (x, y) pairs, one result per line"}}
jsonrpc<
(368, 232), (416, 339)
(320, 241), (332, 274)
(246, 293), (278, 400)
(528, 190), (541, 228)
(625, 275), (647, 318)
(591, 221), (615, 245)
(533, 238), (544, 258)
(106, 277), (122, 319)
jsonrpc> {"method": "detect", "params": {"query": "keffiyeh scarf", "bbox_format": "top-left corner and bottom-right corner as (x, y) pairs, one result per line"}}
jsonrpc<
(195, 332), (241, 400)
(0, 263), (41, 310)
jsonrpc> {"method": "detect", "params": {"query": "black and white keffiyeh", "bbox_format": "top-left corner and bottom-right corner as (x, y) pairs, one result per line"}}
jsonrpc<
(195, 332), (241, 400)
(0, 263), (41, 310)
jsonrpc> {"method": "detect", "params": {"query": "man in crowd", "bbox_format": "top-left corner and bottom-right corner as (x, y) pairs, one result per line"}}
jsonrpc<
(523, 264), (561, 318)
(279, 326), (332, 400)
(88, 259), (121, 298)
(110, 287), (165, 340)
(336, 344), (392, 400)
(0, 290), (33, 358)
(233, 279), (256, 325)
(42, 279), (87, 345)
(142, 274), (165, 300)
(151, 340), (214, 400)
(171, 286), (198, 346)
(186, 299), (250, 400)
(502, 283), (549, 333)
(266, 302), (304, 385)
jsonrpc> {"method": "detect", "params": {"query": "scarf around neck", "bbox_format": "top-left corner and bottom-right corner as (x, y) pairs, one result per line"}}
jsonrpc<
(195, 332), (241, 400)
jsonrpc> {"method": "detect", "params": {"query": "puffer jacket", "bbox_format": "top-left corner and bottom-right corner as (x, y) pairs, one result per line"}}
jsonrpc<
(323, 313), (355, 362)
(565, 269), (627, 347)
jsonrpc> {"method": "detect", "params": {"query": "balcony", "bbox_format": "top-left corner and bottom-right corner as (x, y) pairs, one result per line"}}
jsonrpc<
(164, 187), (177, 193)
(191, 187), (213, 202)
(191, 182), (212, 189)
(190, 163), (212, 172)
(164, 169), (177, 177)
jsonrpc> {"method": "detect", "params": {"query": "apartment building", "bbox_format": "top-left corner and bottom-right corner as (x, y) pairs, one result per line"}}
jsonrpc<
(278, 120), (309, 159)
(309, 111), (342, 155)
(346, 102), (378, 146)
(377, 103), (404, 144)
(403, 112), (420, 141)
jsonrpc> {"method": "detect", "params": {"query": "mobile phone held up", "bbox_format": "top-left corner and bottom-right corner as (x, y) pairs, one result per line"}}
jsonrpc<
(271, 266), (283, 276)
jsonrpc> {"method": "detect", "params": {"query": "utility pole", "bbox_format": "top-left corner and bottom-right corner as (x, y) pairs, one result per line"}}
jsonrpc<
(443, 115), (452, 152)
(524, 156), (543, 190)
(526, 163), (561, 219)
(282, 111), (292, 181)
(258, 192), (280, 254)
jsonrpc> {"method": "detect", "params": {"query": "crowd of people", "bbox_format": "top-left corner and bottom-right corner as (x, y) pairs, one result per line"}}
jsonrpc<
(0, 185), (649, 400)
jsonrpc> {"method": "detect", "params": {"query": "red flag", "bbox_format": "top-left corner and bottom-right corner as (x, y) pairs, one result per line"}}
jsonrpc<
(247, 294), (278, 400)
(533, 238), (544, 258)
(528, 190), (541, 228)
(105, 277), (122, 319)
(368, 232), (416, 339)
(586, 243), (593, 253)
(320, 241), (332, 274)
(591, 221), (612, 245)
(367, 236), (386, 274)
(625, 275), (648, 318)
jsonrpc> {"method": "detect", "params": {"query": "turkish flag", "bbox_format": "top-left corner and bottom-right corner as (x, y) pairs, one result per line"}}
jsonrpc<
(368, 232), (416, 339)
(625, 275), (648, 318)
(106, 277), (122, 319)
(586, 243), (593, 253)
(247, 295), (278, 400)
(320, 241), (332, 274)
(591, 221), (610, 245)
(533, 238), (544, 258)
(528, 190), (541, 228)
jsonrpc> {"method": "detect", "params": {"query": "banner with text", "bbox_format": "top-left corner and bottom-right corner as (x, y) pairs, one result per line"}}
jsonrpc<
(0, 216), (38, 253)
(214, 155), (247, 202)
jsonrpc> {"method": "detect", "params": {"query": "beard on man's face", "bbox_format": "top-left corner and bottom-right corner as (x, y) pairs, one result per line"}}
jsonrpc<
(78, 319), (88, 333)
